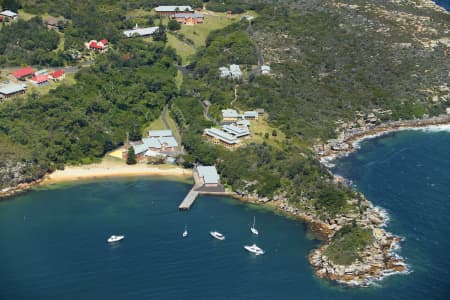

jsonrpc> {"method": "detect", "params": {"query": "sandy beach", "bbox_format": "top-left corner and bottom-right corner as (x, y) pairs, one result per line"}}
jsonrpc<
(43, 160), (193, 184)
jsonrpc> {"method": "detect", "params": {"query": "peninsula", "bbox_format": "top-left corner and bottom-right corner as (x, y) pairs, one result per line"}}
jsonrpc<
(0, 0), (448, 288)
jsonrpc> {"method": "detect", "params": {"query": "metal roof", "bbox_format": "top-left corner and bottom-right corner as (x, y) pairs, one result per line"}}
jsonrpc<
(243, 111), (258, 118)
(197, 166), (220, 184)
(123, 26), (159, 37)
(0, 10), (17, 18)
(155, 6), (193, 12)
(0, 83), (26, 95)
(142, 137), (161, 149)
(159, 136), (178, 148)
(149, 130), (173, 137)
(204, 128), (238, 144)
(132, 144), (148, 155)
(222, 124), (250, 137)
(222, 109), (239, 118)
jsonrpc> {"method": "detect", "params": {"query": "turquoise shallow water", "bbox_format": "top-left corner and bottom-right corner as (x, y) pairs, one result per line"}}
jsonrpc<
(0, 127), (449, 299)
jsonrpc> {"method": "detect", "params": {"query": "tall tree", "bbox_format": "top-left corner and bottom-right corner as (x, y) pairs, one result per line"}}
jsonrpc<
(126, 146), (137, 165)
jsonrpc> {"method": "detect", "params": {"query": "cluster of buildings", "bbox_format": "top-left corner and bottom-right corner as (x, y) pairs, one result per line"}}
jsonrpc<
(86, 39), (109, 52)
(0, 67), (65, 99)
(219, 64), (242, 80)
(203, 108), (264, 148)
(155, 6), (204, 25)
(124, 130), (180, 163)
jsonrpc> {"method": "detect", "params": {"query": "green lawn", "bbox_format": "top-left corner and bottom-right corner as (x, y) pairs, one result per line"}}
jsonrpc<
(175, 69), (183, 90)
(242, 116), (286, 148)
(167, 33), (196, 65)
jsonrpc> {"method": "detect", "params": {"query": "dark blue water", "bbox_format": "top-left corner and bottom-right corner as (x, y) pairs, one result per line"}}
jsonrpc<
(333, 128), (450, 299)
(433, 0), (450, 11)
(0, 127), (449, 299)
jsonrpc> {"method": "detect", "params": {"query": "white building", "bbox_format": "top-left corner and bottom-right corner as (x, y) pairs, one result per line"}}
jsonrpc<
(197, 166), (220, 187)
(123, 26), (159, 38)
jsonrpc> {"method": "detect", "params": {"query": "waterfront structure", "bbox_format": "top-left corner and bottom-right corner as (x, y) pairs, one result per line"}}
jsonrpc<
(12, 67), (35, 80)
(29, 74), (50, 86)
(123, 26), (159, 38)
(222, 124), (250, 138)
(204, 127), (239, 148)
(197, 166), (220, 187)
(174, 13), (204, 25)
(222, 109), (239, 121)
(0, 83), (26, 99)
(155, 6), (193, 16)
(0, 10), (17, 20)
(124, 129), (179, 161)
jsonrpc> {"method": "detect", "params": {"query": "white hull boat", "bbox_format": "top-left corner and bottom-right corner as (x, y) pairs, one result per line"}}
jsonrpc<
(251, 216), (259, 235)
(107, 235), (125, 243)
(210, 231), (225, 240)
(182, 226), (188, 238)
(244, 244), (264, 255)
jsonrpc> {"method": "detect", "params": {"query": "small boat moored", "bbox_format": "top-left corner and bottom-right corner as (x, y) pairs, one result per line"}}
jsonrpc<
(182, 226), (188, 238)
(250, 216), (259, 235)
(244, 244), (265, 255)
(107, 235), (125, 243)
(210, 231), (225, 240)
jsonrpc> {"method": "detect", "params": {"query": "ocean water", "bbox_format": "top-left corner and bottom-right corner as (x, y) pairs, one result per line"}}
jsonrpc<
(0, 127), (449, 299)
(433, 0), (450, 11)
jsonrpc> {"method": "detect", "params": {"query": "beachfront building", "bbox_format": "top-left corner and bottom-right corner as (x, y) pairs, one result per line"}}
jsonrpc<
(222, 109), (239, 122)
(0, 83), (26, 99)
(222, 124), (250, 138)
(12, 66), (35, 80)
(0, 10), (17, 20)
(196, 166), (220, 187)
(29, 74), (50, 86)
(174, 13), (204, 25)
(204, 127), (239, 148)
(124, 129), (179, 162)
(123, 26), (159, 38)
(155, 6), (193, 16)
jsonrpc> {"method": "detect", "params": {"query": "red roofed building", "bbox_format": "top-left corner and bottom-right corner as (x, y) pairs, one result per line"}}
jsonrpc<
(49, 69), (65, 81)
(29, 74), (50, 86)
(12, 66), (35, 80)
(87, 39), (108, 52)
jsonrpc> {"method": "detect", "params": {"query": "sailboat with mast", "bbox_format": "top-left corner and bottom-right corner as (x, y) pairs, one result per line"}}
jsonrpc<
(251, 216), (259, 235)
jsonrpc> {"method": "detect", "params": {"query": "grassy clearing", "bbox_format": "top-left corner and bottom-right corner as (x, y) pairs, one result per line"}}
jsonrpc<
(175, 69), (183, 90)
(142, 112), (181, 143)
(167, 33), (196, 65)
(243, 116), (286, 148)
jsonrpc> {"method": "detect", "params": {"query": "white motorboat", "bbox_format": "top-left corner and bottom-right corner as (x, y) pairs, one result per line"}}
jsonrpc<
(107, 235), (125, 243)
(250, 216), (259, 235)
(244, 244), (265, 255)
(210, 231), (225, 240)
(182, 226), (188, 238)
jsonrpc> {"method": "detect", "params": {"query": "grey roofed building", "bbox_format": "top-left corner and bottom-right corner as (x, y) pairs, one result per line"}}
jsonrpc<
(222, 124), (250, 138)
(159, 136), (178, 148)
(197, 166), (220, 185)
(261, 65), (271, 74)
(0, 83), (26, 96)
(142, 137), (162, 149)
(256, 108), (265, 115)
(155, 6), (193, 12)
(243, 111), (258, 119)
(145, 149), (166, 158)
(221, 109), (239, 119)
(132, 143), (149, 155)
(229, 64), (242, 79)
(204, 128), (239, 144)
(149, 130), (173, 137)
(236, 119), (250, 127)
(219, 67), (230, 78)
(0, 10), (18, 19)
(123, 26), (159, 38)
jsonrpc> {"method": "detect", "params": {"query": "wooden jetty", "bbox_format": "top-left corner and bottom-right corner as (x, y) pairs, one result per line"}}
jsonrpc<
(179, 189), (199, 210)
